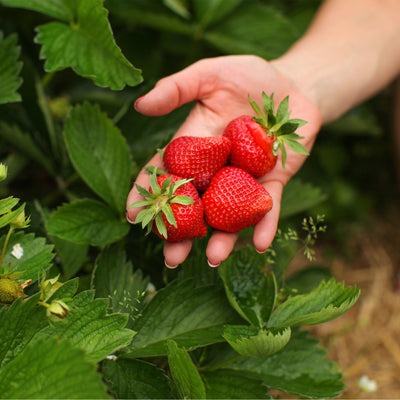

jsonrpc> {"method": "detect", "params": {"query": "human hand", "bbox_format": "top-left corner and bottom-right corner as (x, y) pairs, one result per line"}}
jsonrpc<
(126, 55), (322, 268)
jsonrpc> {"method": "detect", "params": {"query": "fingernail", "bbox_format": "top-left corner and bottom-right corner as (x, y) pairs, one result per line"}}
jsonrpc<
(256, 248), (267, 254)
(134, 95), (146, 110)
(207, 260), (220, 268)
(165, 260), (179, 269)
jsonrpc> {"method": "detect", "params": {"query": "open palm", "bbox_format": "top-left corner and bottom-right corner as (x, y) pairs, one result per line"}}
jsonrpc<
(126, 55), (322, 268)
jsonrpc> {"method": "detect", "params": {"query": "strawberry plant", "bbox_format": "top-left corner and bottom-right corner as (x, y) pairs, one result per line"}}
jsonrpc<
(0, 1), (368, 399)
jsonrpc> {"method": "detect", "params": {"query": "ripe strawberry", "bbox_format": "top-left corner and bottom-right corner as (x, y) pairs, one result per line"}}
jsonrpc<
(202, 167), (273, 232)
(129, 170), (207, 242)
(223, 92), (308, 178)
(163, 136), (231, 191)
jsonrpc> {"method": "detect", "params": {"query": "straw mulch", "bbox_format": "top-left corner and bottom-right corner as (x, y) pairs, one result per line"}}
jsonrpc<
(310, 213), (400, 399)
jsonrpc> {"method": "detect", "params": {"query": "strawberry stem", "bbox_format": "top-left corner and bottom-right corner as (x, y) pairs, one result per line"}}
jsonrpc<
(0, 226), (14, 269)
(249, 92), (309, 169)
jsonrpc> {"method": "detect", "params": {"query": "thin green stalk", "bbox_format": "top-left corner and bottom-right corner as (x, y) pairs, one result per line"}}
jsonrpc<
(0, 226), (14, 269)
(41, 72), (55, 89)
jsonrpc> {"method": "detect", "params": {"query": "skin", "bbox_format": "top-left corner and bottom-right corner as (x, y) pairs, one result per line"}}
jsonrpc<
(126, 0), (400, 268)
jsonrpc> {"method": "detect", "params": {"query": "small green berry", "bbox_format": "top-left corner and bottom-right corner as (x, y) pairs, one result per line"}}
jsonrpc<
(0, 277), (24, 304)
(46, 300), (70, 319)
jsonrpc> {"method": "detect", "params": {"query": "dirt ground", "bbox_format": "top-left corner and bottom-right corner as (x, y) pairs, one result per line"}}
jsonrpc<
(309, 210), (400, 399)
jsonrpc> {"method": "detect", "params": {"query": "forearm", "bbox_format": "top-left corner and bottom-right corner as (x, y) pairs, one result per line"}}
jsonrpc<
(272, 0), (400, 124)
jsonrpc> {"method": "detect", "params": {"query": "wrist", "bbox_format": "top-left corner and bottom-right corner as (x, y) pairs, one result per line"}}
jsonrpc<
(270, 55), (325, 122)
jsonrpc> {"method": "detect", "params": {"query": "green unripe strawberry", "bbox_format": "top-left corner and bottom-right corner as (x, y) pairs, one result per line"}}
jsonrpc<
(0, 276), (24, 304)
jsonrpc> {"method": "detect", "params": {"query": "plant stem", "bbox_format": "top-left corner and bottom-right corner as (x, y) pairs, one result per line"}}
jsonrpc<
(0, 226), (14, 268)
(41, 72), (55, 89)
(38, 301), (50, 309)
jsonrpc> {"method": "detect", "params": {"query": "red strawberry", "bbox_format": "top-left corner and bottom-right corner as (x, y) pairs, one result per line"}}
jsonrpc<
(223, 92), (308, 178)
(163, 136), (231, 191)
(129, 171), (207, 242)
(202, 166), (273, 232)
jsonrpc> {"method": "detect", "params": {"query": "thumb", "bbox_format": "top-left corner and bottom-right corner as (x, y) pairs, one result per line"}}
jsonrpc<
(134, 58), (218, 116)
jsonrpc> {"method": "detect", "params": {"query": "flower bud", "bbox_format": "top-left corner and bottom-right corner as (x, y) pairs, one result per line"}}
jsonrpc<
(0, 277), (24, 304)
(39, 274), (63, 301)
(0, 163), (7, 182)
(46, 300), (70, 319)
(10, 209), (30, 229)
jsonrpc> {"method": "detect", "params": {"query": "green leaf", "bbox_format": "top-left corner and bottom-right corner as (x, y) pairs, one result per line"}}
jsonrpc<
(280, 179), (327, 219)
(46, 199), (130, 246)
(162, 203), (177, 227)
(223, 325), (291, 357)
(170, 196), (195, 205)
(267, 279), (360, 328)
(38, 290), (135, 362)
(102, 358), (172, 399)
(0, 0), (73, 21)
(118, 102), (192, 168)
(0, 231), (55, 282)
(51, 236), (88, 279)
(34, 0), (143, 90)
(47, 278), (80, 302)
(124, 279), (241, 358)
(249, 95), (265, 123)
(280, 134), (309, 155)
(201, 369), (270, 399)
(0, 32), (22, 104)
(64, 103), (132, 214)
(275, 95), (290, 125)
(155, 213), (167, 239)
(167, 340), (206, 400)
(281, 144), (289, 170)
(108, 2), (193, 36)
(227, 329), (344, 398)
(0, 338), (110, 399)
(163, 0), (190, 19)
(219, 246), (276, 328)
(285, 266), (333, 295)
(262, 92), (275, 117)
(35, 203), (89, 279)
(194, 0), (243, 28)
(204, 4), (298, 59)
(0, 197), (19, 216)
(0, 294), (47, 370)
(0, 122), (54, 174)
(91, 244), (150, 327)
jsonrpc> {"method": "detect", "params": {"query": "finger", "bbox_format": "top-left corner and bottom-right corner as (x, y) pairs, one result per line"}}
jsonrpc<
(206, 231), (239, 267)
(252, 180), (284, 253)
(134, 59), (219, 116)
(164, 240), (193, 268)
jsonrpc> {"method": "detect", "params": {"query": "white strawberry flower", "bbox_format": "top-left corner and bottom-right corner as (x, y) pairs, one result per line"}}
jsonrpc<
(358, 375), (377, 393)
(11, 243), (23, 259)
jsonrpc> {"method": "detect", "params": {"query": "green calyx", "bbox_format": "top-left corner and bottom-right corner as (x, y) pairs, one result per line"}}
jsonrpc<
(249, 91), (309, 168)
(129, 169), (195, 239)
